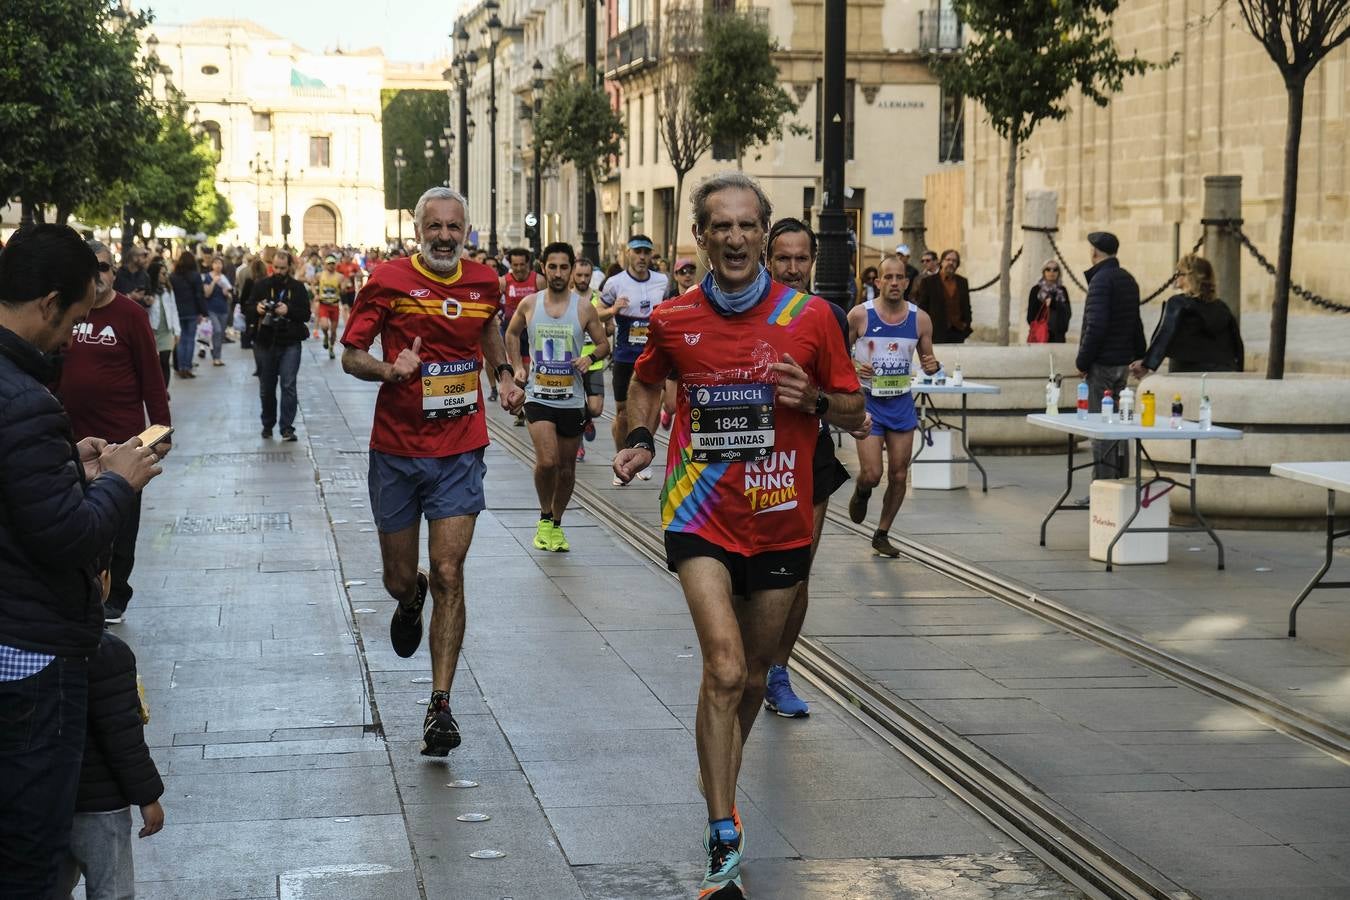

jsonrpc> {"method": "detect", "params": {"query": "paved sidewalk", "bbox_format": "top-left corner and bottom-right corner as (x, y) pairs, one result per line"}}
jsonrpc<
(95, 340), (1068, 899)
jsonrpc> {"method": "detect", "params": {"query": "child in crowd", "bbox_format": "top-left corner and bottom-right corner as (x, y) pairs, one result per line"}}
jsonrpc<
(57, 630), (164, 899)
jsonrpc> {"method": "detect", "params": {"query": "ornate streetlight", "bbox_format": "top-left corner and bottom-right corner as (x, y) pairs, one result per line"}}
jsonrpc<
(530, 58), (545, 258)
(482, 0), (503, 256)
(394, 146), (407, 247)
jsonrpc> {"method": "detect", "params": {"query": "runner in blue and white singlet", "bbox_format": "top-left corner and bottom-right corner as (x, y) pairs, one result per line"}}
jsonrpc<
(845, 255), (941, 557)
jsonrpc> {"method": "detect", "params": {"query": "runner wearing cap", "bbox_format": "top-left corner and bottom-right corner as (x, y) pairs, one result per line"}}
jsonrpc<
(667, 257), (698, 298)
(600, 234), (668, 485)
(315, 255), (345, 359)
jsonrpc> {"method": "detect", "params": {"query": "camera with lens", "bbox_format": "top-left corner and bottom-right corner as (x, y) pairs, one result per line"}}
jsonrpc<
(261, 299), (280, 328)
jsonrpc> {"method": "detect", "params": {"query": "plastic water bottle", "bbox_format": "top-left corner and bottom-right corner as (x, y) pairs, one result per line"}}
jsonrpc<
(1141, 390), (1156, 427)
(952, 363), (964, 387)
(1076, 379), (1089, 420)
(1199, 393), (1212, 430)
(1119, 386), (1135, 424)
(1045, 377), (1061, 415)
(1170, 394), (1184, 429)
(1101, 389), (1115, 424)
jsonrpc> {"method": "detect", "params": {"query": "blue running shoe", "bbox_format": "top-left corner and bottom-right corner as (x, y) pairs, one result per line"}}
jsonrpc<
(764, 665), (809, 718)
(698, 824), (745, 898)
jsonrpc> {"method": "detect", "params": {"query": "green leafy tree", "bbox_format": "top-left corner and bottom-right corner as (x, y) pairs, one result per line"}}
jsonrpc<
(533, 57), (625, 187)
(935, 1), (1162, 345)
(691, 12), (804, 168)
(1236, 0), (1350, 379)
(382, 89), (453, 215)
(77, 94), (232, 239)
(0, 0), (158, 226)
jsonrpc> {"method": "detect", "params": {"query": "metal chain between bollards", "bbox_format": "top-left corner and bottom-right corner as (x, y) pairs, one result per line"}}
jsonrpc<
(968, 245), (1024, 293)
(1204, 218), (1350, 314)
(1138, 232), (1206, 305)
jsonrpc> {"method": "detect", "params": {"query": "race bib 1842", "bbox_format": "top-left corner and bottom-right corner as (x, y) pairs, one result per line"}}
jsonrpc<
(421, 359), (480, 420)
(688, 383), (775, 463)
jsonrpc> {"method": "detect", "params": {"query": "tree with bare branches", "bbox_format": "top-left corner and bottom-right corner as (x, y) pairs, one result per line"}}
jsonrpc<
(656, 10), (711, 267)
(1237, 0), (1350, 379)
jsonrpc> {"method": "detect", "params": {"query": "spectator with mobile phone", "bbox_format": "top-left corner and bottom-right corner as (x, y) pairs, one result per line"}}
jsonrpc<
(0, 224), (163, 899)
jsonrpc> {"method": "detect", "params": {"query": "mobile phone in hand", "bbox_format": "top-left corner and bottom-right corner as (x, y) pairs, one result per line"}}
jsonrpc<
(137, 424), (174, 449)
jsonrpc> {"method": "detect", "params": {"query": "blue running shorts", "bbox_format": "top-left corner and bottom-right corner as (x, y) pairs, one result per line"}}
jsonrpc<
(368, 448), (487, 533)
(864, 391), (919, 436)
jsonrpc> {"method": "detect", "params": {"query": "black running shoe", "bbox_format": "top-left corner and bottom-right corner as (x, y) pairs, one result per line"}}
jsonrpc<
(421, 690), (461, 756)
(872, 530), (901, 558)
(281, 428), (298, 442)
(848, 487), (870, 524)
(389, 571), (429, 658)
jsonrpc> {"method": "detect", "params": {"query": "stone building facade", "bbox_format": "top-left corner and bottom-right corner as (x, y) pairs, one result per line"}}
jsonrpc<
(953, 0), (1350, 315)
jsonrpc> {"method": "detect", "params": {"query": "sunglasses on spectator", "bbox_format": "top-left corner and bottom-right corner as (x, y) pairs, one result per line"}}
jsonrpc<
(1043, 266), (1059, 272)
(677, 266), (695, 274)
(96, 262), (113, 272)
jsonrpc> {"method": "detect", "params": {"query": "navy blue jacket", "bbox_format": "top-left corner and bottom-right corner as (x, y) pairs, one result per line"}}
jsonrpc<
(0, 326), (136, 656)
(76, 631), (164, 812)
(1075, 257), (1145, 372)
(170, 271), (206, 318)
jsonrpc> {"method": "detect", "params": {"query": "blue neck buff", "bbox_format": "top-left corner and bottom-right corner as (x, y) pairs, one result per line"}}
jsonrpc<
(702, 265), (771, 316)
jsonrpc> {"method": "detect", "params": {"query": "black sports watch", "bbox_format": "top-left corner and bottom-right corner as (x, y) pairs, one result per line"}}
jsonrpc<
(813, 391), (830, 417)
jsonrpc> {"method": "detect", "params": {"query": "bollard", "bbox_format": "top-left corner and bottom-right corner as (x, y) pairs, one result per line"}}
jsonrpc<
(901, 199), (928, 261)
(1203, 175), (1242, 328)
(1021, 191), (1059, 332)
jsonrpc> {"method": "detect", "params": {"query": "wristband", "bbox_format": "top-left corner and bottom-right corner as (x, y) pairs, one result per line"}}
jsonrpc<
(625, 427), (655, 452)
(495, 363), (515, 381)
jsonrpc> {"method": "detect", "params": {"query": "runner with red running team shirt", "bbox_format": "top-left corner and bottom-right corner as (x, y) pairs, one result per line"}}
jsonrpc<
(614, 173), (864, 899)
(500, 248), (541, 418)
(341, 187), (523, 758)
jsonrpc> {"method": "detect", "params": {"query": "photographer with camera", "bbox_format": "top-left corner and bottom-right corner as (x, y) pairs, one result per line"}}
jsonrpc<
(243, 250), (310, 441)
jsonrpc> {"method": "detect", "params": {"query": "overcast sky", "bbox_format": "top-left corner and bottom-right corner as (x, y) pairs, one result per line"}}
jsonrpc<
(145, 0), (466, 63)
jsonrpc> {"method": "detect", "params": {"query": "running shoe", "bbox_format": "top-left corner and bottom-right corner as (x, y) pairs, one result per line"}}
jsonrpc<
(103, 604), (125, 625)
(576, 445), (586, 462)
(847, 487), (870, 524)
(389, 571), (429, 658)
(612, 475), (627, 486)
(872, 531), (901, 558)
(764, 664), (809, 718)
(323, 336), (330, 350)
(514, 411), (526, 427)
(420, 690), (461, 757)
(637, 467), (653, 481)
(281, 428), (298, 442)
(533, 519), (552, 551)
(328, 346), (335, 360)
(583, 419), (596, 442)
(659, 409), (672, 431)
(546, 523), (570, 553)
(489, 388), (499, 402)
(699, 825), (745, 899)
(261, 428), (273, 439)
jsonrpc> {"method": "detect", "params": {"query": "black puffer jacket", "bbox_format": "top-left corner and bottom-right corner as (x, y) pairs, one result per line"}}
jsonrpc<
(76, 631), (164, 812)
(0, 326), (136, 657)
(1075, 257), (1145, 372)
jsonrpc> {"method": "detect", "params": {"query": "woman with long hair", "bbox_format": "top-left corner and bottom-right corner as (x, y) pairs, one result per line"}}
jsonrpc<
(1131, 254), (1243, 376)
(168, 252), (205, 378)
(145, 259), (180, 388)
(1025, 257), (1072, 343)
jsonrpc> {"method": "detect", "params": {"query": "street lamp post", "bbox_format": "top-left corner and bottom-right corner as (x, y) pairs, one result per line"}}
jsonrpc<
(424, 138), (435, 183)
(248, 154), (273, 246)
(815, 0), (849, 307)
(451, 23), (479, 198)
(580, 0), (599, 265)
(279, 161), (301, 250)
(530, 58), (545, 258)
(482, 2), (503, 256)
(439, 126), (454, 188)
(394, 146), (407, 247)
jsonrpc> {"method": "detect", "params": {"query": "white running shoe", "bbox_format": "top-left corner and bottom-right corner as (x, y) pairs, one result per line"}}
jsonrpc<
(637, 467), (653, 481)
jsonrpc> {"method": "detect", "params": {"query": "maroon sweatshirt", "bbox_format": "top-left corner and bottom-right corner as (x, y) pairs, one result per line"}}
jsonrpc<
(57, 292), (171, 443)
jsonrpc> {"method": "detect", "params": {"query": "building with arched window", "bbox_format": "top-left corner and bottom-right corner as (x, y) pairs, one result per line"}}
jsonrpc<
(151, 19), (445, 248)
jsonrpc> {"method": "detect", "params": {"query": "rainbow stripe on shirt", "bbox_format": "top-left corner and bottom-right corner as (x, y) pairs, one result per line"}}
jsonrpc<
(660, 429), (731, 533)
(766, 287), (812, 328)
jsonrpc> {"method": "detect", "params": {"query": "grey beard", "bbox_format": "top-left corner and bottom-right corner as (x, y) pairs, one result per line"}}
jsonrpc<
(419, 241), (462, 273)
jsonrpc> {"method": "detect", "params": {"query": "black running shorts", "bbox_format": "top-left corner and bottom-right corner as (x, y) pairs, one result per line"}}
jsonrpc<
(664, 531), (811, 598)
(611, 362), (635, 403)
(523, 402), (586, 439)
(812, 426), (851, 506)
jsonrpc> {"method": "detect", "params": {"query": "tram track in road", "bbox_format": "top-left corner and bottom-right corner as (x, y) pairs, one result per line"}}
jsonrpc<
(588, 408), (1350, 765)
(486, 412), (1186, 900)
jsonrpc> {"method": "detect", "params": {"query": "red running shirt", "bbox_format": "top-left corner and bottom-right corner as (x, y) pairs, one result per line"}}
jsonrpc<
(502, 271), (541, 321)
(633, 281), (859, 555)
(341, 255), (501, 458)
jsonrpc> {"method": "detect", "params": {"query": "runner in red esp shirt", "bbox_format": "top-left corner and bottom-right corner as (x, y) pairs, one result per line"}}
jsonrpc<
(55, 241), (171, 625)
(340, 187), (523, 758)
(613, 174), (863, 899)
(500, 248), (540, 365)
